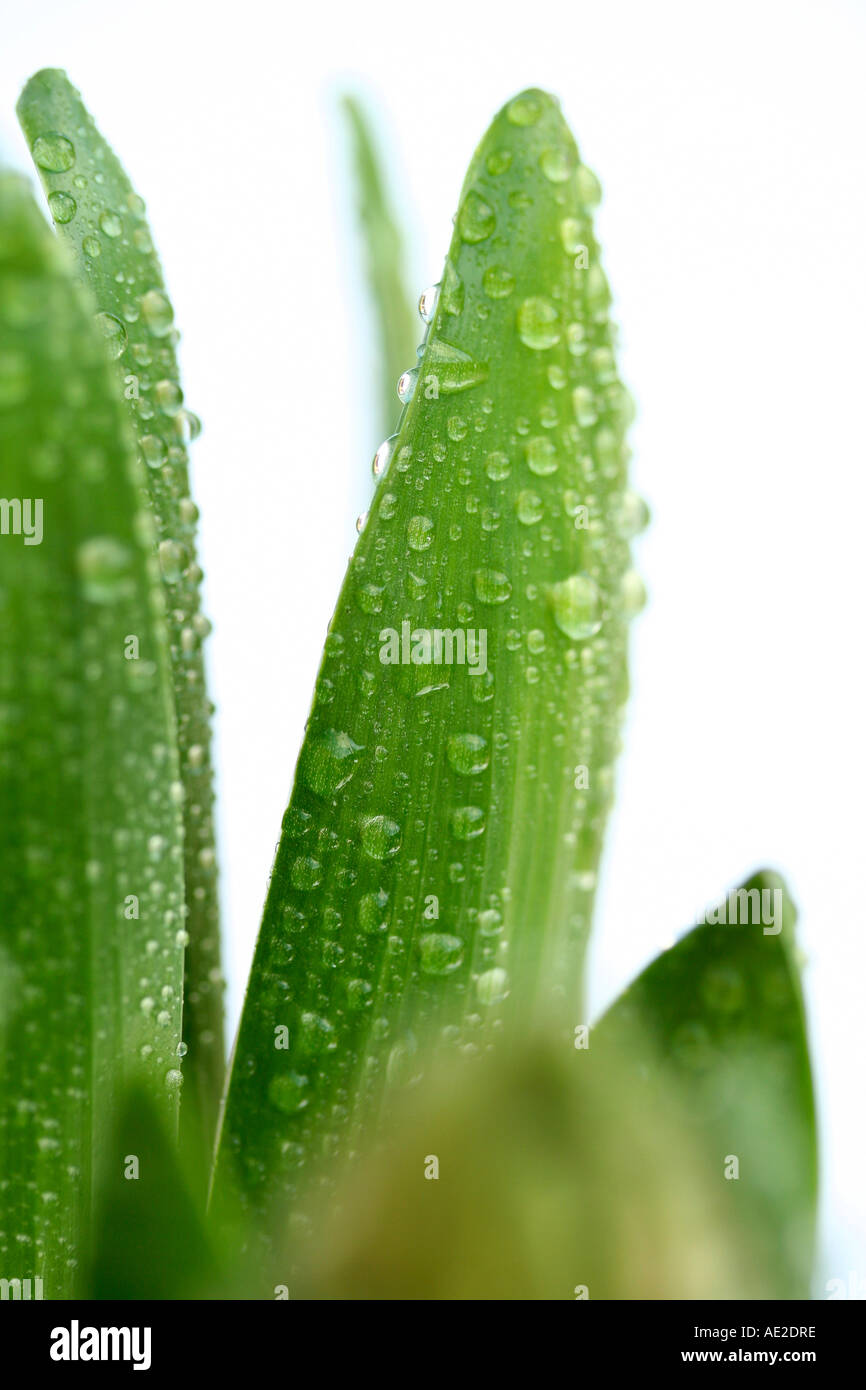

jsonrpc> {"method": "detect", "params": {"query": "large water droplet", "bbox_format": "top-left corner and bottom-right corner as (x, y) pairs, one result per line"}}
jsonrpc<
(447, 733), (489, 776)
(77, 537), (133, 604)
(418, 933), (465, 976)
(473, 568), (512, 605)
(139, 289), (175, 337)
(458, 191), (496, 244)
(506, 94), (542, 126)
(298, 729), (362, 797)
(548, 573), (602, 640)
(517, 297), (560, 350)
(526, 436), (558, 475)
(397, 366), (418, 403)
(372, 434), (398, 479)
(32, 132), (75, 172)
(418, 285), (439, 323)
(407, 515), (434, 550)
(540, 146), (577, 183)
(268, 1072), (310, 1114)
(94, 312), (127, 360)
(361, 815), (402, 860)
(476, 967), (510, 1004)
(450, 805), (486, 839)
(47, 190), (76, 224)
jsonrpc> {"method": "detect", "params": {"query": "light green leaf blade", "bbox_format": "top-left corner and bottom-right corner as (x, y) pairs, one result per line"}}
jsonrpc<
(213, 89), (642, 1226)
(594, 870), (817, 1296)
(341, 93), (417, 448)
(0, 172), (185, 1296)
(16, 69), (224, 1151)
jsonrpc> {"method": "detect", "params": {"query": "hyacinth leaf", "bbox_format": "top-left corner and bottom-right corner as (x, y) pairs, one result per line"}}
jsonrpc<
(0, 172), (185, 1296)
(289, 1032), (776, 1300)
(341, 93), (417, 449)
(212, 88), (644, 1227)
(594, 870), (817, 1297)
(16, 69), (224, 1153)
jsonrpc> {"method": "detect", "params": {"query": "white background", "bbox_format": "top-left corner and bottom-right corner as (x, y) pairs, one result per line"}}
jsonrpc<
(2, 0), (863, 1294)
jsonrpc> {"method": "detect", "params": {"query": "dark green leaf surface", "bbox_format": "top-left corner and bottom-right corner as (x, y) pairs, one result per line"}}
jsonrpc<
(0, 173), (185, 1296)
(213, 89), (643, 1224)
(594, 870), (817, 1296)
(17, 70), (224, 1150)
(341, 93), (417, 448)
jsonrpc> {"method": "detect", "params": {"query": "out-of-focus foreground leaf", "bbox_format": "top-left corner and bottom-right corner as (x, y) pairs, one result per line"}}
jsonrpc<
(17, 70), (224, 1153)
(291, 873), (815, 1299)
(213, 89), (645, 1230)
(291, 1032), (764, 1300)
(341, 93), (417, 449)
(87, 1087), (226, 1300)
(595, 870), (817, 1297)
(0, 173), (185, 1296)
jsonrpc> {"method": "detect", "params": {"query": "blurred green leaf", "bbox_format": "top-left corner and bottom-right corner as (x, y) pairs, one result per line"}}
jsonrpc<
(17, 69), (224, 1157)
(341, 93), (417, 449)
(212, 89), (642, 1232)
(0, 171), (185, 1296)
(290, 1031), (767, 1300)
(595, 870), (817, 1297)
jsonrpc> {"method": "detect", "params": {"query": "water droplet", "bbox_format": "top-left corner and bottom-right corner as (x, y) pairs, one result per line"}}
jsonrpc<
(478, 907), (503, 936)
(82, 235), (100, 258)
(139, 289), (175, 337)
(615, 490), (650, 538)
(418, 285), (439, 323)
(621, 569), (647, 616)
(450, 805), (486, 839)
(482, 265), (515, 299)
(298, 728), (362, 797)
(99, 210), (123, 238)
(487, 147), (514, 176)
(407, 515), (434, 550)
(517, 296), (560, 350)
(358, 889), (389, 933)
(347, 978), (373, 1009)
(268, 1072), (310, 1113)
(77, 537), (133, 603)
(526, 436), (558, 476)
(506, 94), (542, 126)
(548, 573), (602, 641)
(141, 434), (167, 469)
(372, 433), (398, 479)
(361, 815), (402, 860)
(458, 190), (496, 243)
(447, 733), (489, 776)
(576, 164), (602, 206)
(47, 190), (76, 224)
(290, 856), (323, 890)
(397, 366), (418, 403)
(425, 340), (488, 393)
(485, 451), (511, 481)
(540, 146), (577, 183)
(32, 132), (75, 172)
(164, 1069), (183, 1090)
(158, 539), (187, 583)
(473, 568), (512, 605)
(176, 1041), (189, 1057)
(476, 967), (510, 1005)
(517, 489), (544, 525)
(559, 217), (585, 254)
(418, 933), (465, 976)
(94, 312), (127, 360)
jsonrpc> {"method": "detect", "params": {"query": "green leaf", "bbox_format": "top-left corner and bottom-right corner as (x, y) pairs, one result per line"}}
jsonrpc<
(212, 89), (642, 1226)
(87, 1087), (225, 1299)
(0, 172), (185, 1296)
(16, 70), (224, 1153)
(289, 1030), (771, 1300)
(594, 870), (817, 1296)
(341, 93), (417, 449)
